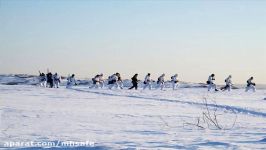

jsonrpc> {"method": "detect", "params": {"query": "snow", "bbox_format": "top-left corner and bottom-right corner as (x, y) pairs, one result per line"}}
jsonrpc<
(1, 81), (266, 149)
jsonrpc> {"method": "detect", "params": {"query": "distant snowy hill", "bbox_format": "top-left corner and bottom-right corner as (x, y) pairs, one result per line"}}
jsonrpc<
(0, 74), (208, 88)
(0, 74), (39, 85)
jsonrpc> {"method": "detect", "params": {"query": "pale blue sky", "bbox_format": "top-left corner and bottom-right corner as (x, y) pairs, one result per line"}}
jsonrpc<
(0, 0), (265, 84)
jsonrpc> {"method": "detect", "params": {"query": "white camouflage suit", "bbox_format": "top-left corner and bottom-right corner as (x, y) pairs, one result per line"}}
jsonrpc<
(171, 74), (178, 90)
(207, 75), (217, 91)
(53, 73), (61, 88)
(143, 74), (152, 90)
(157, 74), (165, 90)
(245, 77), (256, 92)
(66, 75), (76, 88)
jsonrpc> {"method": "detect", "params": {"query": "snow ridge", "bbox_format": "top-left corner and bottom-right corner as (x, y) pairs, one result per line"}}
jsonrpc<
(72, 88), (266, 118)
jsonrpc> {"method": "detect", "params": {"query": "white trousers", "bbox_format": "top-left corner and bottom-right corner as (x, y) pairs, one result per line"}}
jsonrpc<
(54, 81), (60, 88)
(143, 82), (152, 90)
(245, 85), (256, 92)
(91, 82), (99, 89)
(109, 82), (123, 89)
(157, 82), (164, 90)
(208, 83), (216, 91)
(40, 81), (47, 87)
(66, 82), (74, 88)
(172, 82), (178, 90)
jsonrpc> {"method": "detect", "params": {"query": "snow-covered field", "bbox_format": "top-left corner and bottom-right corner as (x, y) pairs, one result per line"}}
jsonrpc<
(1, 83), (266, 149)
